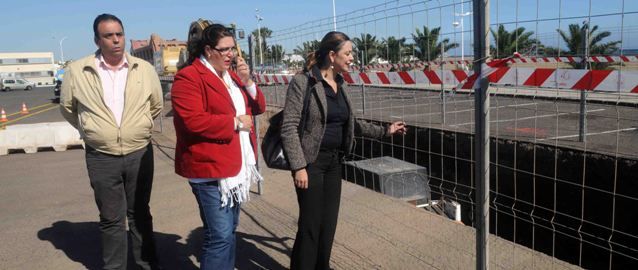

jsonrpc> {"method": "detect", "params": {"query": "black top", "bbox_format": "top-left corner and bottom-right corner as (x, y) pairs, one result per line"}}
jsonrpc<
(314, 67), (350, 150)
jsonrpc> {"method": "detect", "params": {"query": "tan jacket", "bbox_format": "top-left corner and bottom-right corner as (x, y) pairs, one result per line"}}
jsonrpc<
(60, 52), (163, 156)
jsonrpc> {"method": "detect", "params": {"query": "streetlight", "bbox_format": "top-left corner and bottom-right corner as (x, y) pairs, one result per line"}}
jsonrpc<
(255, 9), (264, 68)
(453, 5), (472, 70)
(59, 36), (68, 63)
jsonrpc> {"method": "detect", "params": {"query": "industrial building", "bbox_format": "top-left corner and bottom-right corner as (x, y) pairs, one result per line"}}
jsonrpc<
(130, 34), (186, 76)
(0, 52), (56, 86)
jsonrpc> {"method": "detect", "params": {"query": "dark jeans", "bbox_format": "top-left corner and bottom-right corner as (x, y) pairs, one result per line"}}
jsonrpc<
(291, 149), (343, 270)
(85, 143), (158, 270)
(189, 181), (240, 270)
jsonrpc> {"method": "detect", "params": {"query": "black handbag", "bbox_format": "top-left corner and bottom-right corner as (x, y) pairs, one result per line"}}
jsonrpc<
(261, 78), (313, 170)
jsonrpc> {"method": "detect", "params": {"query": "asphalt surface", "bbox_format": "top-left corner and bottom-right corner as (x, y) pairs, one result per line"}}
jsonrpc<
(0, 105), (583, 269)
(2, 84), (637, 159)
(262, 84), (638, 159)
(0, 86), (62, 125)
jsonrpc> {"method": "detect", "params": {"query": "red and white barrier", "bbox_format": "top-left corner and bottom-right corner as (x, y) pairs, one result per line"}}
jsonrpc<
(255, 68), (638, 93)
(349, 55), (638, 71)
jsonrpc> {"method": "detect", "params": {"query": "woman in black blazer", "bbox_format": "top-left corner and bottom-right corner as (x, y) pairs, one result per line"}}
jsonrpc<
(281, 31), (407, 270)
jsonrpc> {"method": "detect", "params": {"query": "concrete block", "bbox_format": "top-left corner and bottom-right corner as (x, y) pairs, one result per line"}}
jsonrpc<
(344, 156), (430, 201)
(0, 122), (82, 155)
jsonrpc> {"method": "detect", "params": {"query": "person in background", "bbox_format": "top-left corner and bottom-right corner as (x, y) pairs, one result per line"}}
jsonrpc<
(281, 31), (407, 270)
(170, 24), (266, 270)
(59, 13), (163, 270)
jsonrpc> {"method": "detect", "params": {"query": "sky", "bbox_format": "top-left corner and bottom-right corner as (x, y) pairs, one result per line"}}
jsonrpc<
(2, 0), (637, 62)
(1, 0), (384, 62)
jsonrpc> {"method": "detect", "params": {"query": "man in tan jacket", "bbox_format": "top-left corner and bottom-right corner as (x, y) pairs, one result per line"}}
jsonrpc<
(60, 14), (162, 270)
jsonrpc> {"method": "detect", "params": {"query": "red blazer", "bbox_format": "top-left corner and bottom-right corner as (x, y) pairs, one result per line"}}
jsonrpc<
(171, 58), (266, 178)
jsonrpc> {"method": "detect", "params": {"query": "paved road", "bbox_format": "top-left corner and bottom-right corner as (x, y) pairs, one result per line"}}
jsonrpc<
(2, 84), (637, 159)
(262, 84), (638, 159)
(0, 86), (62, 125)
(0, 107), (583, 269)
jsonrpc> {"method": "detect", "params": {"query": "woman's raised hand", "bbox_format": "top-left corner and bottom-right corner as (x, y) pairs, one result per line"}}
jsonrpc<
(235, 57), (253, 86)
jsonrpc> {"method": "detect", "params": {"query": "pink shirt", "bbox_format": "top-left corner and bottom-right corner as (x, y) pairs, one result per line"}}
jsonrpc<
(95, 55), (129, 126)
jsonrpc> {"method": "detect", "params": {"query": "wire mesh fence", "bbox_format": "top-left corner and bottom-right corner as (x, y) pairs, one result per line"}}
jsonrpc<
(254, 0), (638, 268)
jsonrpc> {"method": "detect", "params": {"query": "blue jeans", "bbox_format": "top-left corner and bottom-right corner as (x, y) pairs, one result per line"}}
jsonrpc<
(189, 181), (240, 270)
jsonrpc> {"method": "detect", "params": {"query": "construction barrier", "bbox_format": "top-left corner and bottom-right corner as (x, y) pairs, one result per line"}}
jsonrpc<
(0, 122), (83, 155)
(350, 55), (638, 71)
(254, 68), (638, 93)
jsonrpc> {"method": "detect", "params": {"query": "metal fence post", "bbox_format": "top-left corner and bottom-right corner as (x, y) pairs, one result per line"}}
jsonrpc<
(360, 50), (367, 114)
(579, 21), (589, 143)
(248, 34), (263, 195)
(275, 83), (280, 106)
(473, 0), (490, 269)
(440, 41), (446, 124)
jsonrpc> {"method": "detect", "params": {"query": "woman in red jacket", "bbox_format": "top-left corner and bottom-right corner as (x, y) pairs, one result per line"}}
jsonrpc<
(171, 24), (266, 270)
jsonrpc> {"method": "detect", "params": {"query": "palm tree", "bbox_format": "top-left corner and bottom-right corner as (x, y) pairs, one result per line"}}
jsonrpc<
(379, 36), (410, 64)
(352, 33), (381, 66)
(267, 44), (285, 64)
(490, 25), (538, 59)
(251, 27), (273, 63)
(293, 40), (320, 62)
(411, 26), (459, 62)
(557, 23), (620, 69)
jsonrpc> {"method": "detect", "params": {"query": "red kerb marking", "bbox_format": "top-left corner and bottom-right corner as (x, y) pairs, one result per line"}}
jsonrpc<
(523, 68), (554, 86)
(572, 70), (613, 90)
(359, 73), (372, 84)
(376, 72), (391, 84)
(424, 71), (442, 84)
(397, 71), (415, 84)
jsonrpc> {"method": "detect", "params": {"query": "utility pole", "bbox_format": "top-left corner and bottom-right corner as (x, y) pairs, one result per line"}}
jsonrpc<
(473, 0), (490, 269)
(255, 9), (264, 68)
(453, 6), (472, 70)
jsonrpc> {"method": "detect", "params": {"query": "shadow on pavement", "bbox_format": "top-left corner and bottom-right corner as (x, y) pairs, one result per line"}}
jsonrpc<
(37, 221), (101, 269)
(187, 227), (289, 270)
(37, 220), (199, 269)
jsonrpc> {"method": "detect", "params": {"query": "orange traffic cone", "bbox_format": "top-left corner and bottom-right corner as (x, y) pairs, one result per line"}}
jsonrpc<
(20, 102), (29, 114)
(0, 108), (7, 122)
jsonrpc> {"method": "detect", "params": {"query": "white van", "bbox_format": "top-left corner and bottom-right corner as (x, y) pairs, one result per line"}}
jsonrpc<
(1, 78), (36, 91)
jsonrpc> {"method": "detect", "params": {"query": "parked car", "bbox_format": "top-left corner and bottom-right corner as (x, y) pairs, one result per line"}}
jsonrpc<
(1, 78), (36, 91)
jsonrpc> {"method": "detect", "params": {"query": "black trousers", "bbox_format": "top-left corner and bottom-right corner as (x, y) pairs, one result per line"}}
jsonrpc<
(85, 143), (158, 270)
(291, 149), (343, 270)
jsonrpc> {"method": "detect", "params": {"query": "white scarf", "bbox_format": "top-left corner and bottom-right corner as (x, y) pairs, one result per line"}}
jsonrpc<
(200, 55), (263, 207)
